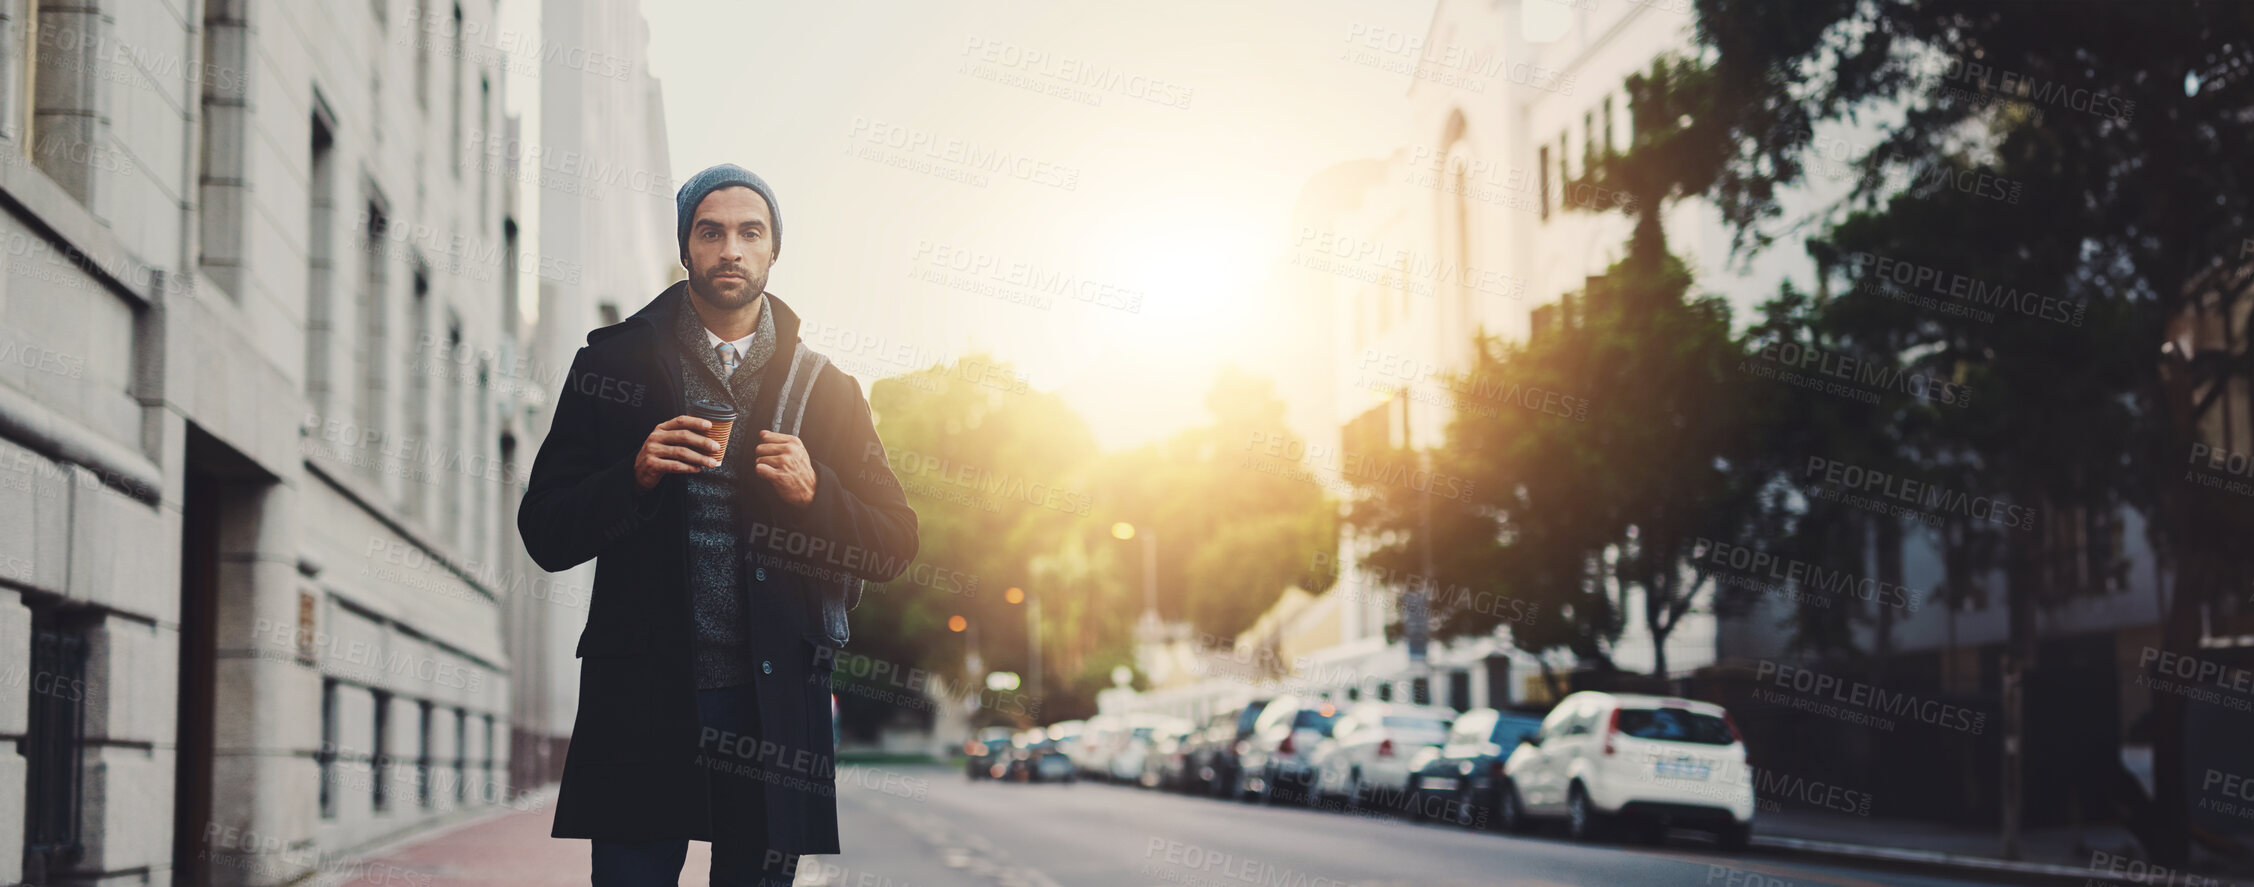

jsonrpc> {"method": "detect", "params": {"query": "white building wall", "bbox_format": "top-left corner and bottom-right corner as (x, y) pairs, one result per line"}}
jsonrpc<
(0, 0), (594, 882)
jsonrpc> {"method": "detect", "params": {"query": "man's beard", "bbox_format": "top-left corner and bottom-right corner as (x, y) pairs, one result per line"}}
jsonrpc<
(690, 262), (767, 311)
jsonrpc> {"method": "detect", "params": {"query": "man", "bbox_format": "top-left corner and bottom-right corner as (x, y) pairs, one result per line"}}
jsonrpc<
(519, 163), (919, 886)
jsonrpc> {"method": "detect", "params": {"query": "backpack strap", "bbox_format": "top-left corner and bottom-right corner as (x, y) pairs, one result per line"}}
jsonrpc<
(771, 342), (829, 437)
(772, 342), (863, 614)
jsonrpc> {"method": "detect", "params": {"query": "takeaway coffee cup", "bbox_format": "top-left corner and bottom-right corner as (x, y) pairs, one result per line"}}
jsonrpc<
(687, 398), (737, 459)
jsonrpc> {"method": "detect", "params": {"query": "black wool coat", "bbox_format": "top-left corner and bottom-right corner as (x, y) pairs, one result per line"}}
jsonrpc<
(518, 283), (919, 854)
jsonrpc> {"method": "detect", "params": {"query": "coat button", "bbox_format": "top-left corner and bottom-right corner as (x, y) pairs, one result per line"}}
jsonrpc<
(762, 660), (773, 675)
(755, 567), (767, 581)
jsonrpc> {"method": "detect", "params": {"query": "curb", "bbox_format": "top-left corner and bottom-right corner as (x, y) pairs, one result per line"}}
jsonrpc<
(1753, 835), (2245, 885)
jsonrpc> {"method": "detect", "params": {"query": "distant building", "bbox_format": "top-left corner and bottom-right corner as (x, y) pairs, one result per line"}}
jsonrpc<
(0, 1), (671, 884)
(507, 0), (679, 805)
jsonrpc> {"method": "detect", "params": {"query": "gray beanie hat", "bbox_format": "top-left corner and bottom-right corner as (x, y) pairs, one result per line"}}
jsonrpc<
(675, 163), (780, 262)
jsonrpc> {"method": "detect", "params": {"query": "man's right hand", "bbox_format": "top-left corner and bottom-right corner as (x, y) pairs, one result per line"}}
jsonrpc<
(634, 415), (723, 491)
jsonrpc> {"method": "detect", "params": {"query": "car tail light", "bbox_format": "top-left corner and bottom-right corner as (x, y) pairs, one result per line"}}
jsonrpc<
(1489, 758), (1505, 778)
(966, 740), (982, 755)
(1602, 707), (1621, 756)
(1279, 734), (1295, 755)
(1724, 712), (1745, 744)
(1377, 738), (1395, 758)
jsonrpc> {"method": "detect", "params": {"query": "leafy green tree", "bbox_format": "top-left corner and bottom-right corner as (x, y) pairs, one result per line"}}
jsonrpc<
(1684, 0), (2254, 860)
(1088, 367), (1339, 641)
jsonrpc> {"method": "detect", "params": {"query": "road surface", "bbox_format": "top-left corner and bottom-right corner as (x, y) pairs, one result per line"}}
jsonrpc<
(795, 764), (2032, 887)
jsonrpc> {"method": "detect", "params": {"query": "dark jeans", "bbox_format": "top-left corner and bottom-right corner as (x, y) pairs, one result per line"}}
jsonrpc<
(591, 681), (790, 887)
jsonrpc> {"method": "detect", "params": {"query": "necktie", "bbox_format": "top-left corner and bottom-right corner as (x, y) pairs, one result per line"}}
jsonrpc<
(717, 342), (740, 380)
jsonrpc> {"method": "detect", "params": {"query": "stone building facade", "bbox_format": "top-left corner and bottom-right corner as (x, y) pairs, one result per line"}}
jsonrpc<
(0, 0), (668, 883)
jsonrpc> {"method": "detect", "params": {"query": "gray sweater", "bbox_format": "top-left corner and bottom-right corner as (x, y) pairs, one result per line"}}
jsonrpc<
(672, 291), (777, 689)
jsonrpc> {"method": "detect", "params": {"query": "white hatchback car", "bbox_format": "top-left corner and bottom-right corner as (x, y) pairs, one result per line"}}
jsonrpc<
(1308, 702), (1455, 811)
(1499, 691), (1753, 847)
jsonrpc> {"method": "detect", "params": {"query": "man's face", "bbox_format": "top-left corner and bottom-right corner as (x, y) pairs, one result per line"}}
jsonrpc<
(684, 185), (775, 311)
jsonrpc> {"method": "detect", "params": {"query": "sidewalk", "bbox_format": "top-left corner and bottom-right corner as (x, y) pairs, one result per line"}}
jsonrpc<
(312, 786), (729, 887)
(1753, 808), (2246, 885)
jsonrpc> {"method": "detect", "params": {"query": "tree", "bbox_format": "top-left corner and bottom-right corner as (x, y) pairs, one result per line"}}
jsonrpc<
(1685, 0), (2254, 861)
(1088, 367), (1339, 642)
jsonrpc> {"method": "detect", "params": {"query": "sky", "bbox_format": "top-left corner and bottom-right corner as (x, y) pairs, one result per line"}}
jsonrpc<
(617, 0), (1439, 452)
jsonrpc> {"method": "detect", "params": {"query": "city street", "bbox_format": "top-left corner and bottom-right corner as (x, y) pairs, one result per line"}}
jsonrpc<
(801, 766), (2026, 887)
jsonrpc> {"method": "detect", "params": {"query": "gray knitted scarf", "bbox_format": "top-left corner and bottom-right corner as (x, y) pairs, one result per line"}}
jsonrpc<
(674, 288), (776, 688)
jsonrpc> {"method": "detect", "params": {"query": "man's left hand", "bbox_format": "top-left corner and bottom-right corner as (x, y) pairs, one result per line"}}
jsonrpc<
(753, 430), (818, 508)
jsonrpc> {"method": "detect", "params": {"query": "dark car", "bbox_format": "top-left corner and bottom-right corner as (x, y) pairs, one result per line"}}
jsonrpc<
(1188, 699), (1269, 798)
(1405, 707), (1547, 828)
(964, 727), (1015, 781)
(1236, 695), (1343, 805)
(1003, 729), (1077, 784)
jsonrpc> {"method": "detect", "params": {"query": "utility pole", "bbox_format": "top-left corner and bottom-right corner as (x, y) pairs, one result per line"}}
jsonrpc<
(1142, 531), (1159, 625)
(1410, 447), (1433, 705)
(1028, 593), (1043, 702)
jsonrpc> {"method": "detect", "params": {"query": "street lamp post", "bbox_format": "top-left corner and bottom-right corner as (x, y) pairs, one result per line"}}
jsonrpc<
(1006, 586), (1042, 703)
(1112, 522), (1159, 634)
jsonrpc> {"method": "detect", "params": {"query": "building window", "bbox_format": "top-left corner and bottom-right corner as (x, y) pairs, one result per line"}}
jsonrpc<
(1603, 95), (1616, 157)
(483, 713), (497, 802)
(442, 321), (463, 543)
(454, 707), (469, 803)
(418, 700), (434, 808)
(372, 690), (392, 811)
(405, 266), (431, 516)
(1376, 682), (1393, 702)
(1583, 111), (1596, 169)
(1537, 145), (1550, 221)
(359, 197), (392, 480)
(502, 217), (520, 329)
(478, 75), (491, 221)
(450, 3), (464, 177)
(25, 607), (90, 879)
(0, 0), (31, 143)
(1558, 133), (1569, 190)
(473, 358), (489, 559)
(307, 105), (339, 413)
(415, 0), (431, 110)
(196, 0), (253, 297)
(318, 678), (339, 819)
(32, 0), (104, 206)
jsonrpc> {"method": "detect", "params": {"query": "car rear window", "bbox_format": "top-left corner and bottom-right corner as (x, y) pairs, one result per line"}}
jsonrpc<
(1293, 709), (1339, 734)
(1616, 707), (1733, 745)
(1491, 716), (1544, 746)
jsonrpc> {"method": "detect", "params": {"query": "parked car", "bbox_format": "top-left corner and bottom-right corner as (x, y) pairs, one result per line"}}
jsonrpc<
(1108, 712), (1184, 783)
(1004, 728), (1076, 783)
(1186, 699), (1269, 798)
(1045, 719), (1086, 762)
(1235, 695), (1341, 805)
(964, 726), (1015, 780)
(1139, 719), (1199, 790)
(1405, 707), (1547, 827)
(1498, 692), (1753, 847)
(1074, 715), (1124, 780)
(1308, 702), (1456, 811)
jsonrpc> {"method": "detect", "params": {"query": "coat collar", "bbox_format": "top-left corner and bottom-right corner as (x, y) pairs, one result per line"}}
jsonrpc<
(590, 280), (810, 432)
